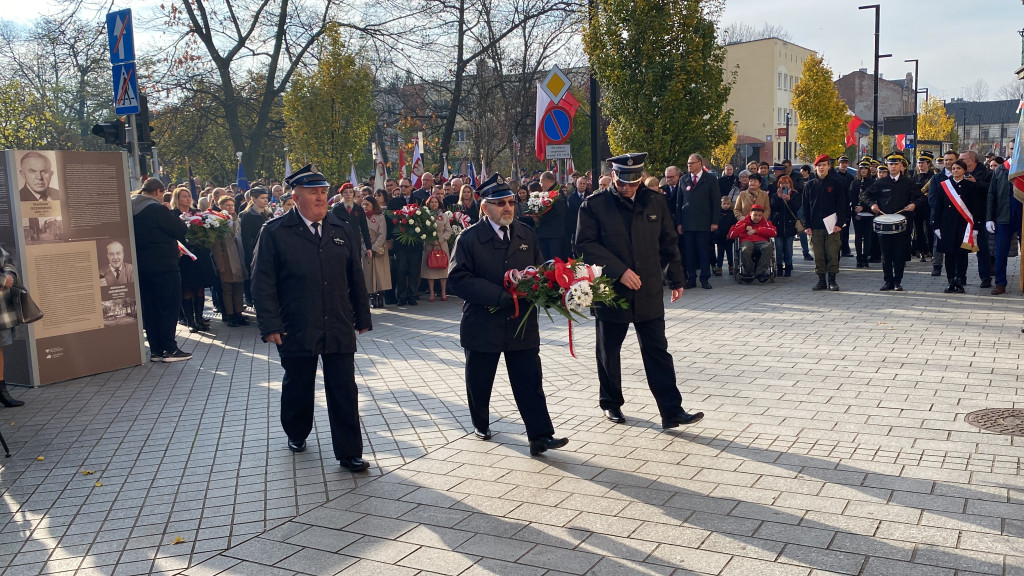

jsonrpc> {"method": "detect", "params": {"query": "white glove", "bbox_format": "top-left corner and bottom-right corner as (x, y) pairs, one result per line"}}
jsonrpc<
(934, 230), (942, 239)
(986, 221), (996, 234)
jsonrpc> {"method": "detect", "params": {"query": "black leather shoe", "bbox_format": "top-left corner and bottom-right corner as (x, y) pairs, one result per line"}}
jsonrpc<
(662, 410), (704, 429)
(339, 457), (370, 472)
(685, 281), (697, 289)
(879, 283), (894, 291)
(407, 299), (418, 306)
(529, 436), (568, 456)
(474, 428), (492, 440)
(287, 439), (306, 453)
(893, 284), (904, 292)
(944, 284), (957, 293)
(0, 382), (24, 407)
(980, 279), (992, 289)
(603, 408), (626, 423)
(700, 281), (712, 289)
(931, 268), (942, 276)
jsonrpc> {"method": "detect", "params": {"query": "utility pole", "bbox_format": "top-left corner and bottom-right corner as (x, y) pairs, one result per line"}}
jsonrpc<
(859, 5), (881, 159)
(588, 0), (601, 183)
(905, 59), (918, 166)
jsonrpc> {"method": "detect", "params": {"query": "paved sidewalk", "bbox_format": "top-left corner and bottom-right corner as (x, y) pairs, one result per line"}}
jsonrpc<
(1, 255), (1023, 575)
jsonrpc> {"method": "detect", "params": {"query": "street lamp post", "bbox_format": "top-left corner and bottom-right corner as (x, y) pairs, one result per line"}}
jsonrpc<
(859, 4), (882, 159)
(905, 58), (918, 166)
(588, 0), (601, 182)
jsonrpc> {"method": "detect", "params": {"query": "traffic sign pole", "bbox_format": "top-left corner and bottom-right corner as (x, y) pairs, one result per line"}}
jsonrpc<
(127, 114), (142, 190)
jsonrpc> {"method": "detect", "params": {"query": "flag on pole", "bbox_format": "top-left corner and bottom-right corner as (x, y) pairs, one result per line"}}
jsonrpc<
(284, 153), (292, 179)
(895, 134), (906, 151)
(550, 159), (559, 182)
(349, 156), (358, 188)
(442, 153), (449, 182)
(479, 152), (488, 183)
(467, 160), (477, 187)
(410, 133), (424, 188)
(1008, 107), (1024, 198)
(846, 114), (864, 148)
(372, 143), (387, 191)
(236, 159), (250, 191)
(186, 158), (198, 202)
(535, 85), (580, 161)
(398, 146), (407, 180)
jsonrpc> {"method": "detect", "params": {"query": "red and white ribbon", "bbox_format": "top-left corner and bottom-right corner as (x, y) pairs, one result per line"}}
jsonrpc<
(940, 179), (978, 252)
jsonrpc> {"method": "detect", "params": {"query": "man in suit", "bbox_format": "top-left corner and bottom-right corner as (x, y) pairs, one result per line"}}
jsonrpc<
(532, 171), (568, 260)
(412, 172), (435, 204)
(330, 183), (372, 252)
(386, 178), (424, 306)
(100, 240), (133, 286)
(447, 173), (568, 456)
(575, 153), (704, 429)
(566, 176), (589, 256)
(675, 154), (720, 289)
(18, 152), (61, 201)
(251, 164), (373, 472)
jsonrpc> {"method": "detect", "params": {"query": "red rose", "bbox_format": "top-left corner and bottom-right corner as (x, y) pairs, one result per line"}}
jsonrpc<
(547, 280), (554, 289)
(532, 283), (540, 291)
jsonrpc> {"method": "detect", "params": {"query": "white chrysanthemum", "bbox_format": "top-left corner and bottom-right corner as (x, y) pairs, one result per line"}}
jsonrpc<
(415, 210), (422, 216)
(564, 282), (594, 312)
(420, 234), (427, 239)
(415, 227), (422, 233)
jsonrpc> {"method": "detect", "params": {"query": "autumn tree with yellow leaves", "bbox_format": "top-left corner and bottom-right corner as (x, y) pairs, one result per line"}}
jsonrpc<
(917, 96), (957, 145)
(792, 55), (847, 161)
(711, 122), (738, 167)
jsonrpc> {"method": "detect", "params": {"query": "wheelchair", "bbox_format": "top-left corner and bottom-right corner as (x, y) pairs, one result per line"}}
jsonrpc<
(732, 237), (777, 283)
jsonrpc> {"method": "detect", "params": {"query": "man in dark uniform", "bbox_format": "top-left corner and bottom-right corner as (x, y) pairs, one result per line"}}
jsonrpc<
(575, 153), (704, 430)
(801, 154), (848, 291)
(912, 151), (936, 262)
(833, 156), (855, 257)
(862, 152), (924, 292)
(447, 173), (568, 456)
(251, 164), (373, 472)
(331, 183), (372, 253)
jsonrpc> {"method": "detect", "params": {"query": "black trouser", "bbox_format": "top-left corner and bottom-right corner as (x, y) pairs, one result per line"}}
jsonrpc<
(139, 269), (181, 355)
(853, 217), (874, 264)
(464, 348), (554, 441)
(913, 204), (932, 256)
(596, 317), (683, 418)
(878, 229), (910, 284)
(393, 245), (423, 303)
(280, 353), (362, 460)
(683, 230), (712, 283)
(840, 225), (852, 255)
(946, 250), (969, 285)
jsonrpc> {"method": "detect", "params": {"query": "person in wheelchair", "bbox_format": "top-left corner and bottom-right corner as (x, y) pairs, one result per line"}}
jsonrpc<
(727, 204), (777, 283)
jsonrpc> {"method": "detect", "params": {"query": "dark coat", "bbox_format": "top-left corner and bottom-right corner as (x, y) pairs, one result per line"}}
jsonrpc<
(566, 189), (585, 255)
(713, 209), (737, 244)
(251, 209), (371, 357)
(832, 169), (854, 206)
(928, 171), (950, 212)
(239, 206), (268, 271)
(801, 172), (849, 231)
(675, 172), (719, 232)
(331, 201), (372, 251)
(131, 194), (186, 275)
(171, 208), (218, 288)
(931, 177), (983, 254)
(850, 176), (875, 216)
(987, 165), (1017, 224)
(447, 219), (542, 353)
(718, 174), (736, 197)
(20, 185), (61, 201)
(861, 174), (924, 217)
(575, 185), (684, 324)
(534, 187), (567, 240)
(769, 188), (801, 237)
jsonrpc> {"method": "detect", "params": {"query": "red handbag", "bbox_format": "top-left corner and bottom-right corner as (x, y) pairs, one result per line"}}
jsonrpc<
(427, 244), (448, 269)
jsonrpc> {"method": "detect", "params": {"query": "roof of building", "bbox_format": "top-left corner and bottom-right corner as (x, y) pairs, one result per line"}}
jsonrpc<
(944, 99), (1020, 125)
(724, 37), (815, 53)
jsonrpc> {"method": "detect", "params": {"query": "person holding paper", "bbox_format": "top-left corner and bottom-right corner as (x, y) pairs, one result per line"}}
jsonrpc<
(862, 153), (924, 292)
(801, 154), (848, 291)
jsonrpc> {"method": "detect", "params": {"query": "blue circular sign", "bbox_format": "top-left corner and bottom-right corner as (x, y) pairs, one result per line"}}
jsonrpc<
(543, 106), (572, 144)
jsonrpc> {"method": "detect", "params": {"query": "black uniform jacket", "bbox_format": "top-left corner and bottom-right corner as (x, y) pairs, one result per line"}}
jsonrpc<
(575, 185), (684, 324)
(861, 174), (924, 217)
(251, 209), (372, 357)
(931, 177), (984, 254)
(331, 201), (372, 251)
(801, 173), (849, 230)
(448, 218), (542, 353)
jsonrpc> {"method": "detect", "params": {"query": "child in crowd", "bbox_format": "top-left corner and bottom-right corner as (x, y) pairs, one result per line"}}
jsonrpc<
(714, 196), (737, 276)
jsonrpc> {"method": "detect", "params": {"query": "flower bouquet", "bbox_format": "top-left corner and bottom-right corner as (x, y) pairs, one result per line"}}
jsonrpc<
(497, 257), (627, 357)
(446, 210), (471, 251)
(388, 203), (438, 246)
(181, 210), (233, 248)
(524, 190), (560, 216)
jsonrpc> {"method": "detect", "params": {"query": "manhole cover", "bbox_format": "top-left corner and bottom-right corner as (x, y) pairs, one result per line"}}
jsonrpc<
(964, 408), (1024, 436)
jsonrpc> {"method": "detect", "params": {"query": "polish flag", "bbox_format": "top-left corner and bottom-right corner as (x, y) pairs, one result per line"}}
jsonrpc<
(845, 114), (864, 148)
(535, 85), (580, 161)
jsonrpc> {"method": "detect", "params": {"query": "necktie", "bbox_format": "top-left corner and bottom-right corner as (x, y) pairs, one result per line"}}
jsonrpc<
(40, 192), (48, 201)
(312, 222), (320, 238)
(499, 225), (508, 242)
(114, 269), (120, 280)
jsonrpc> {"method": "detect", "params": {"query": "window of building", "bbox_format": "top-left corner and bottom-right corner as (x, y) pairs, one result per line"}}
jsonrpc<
(1002, 127), (1009, 138)
(456, 130), (467, 143)
(778, 72), (783, 89)
(982, 128), (990, 140)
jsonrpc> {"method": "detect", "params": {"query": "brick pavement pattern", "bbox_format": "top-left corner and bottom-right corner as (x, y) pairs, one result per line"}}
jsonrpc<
(1, 257), (1022, 575)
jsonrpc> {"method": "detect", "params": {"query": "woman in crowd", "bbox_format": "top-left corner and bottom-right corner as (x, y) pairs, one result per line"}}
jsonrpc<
(0, 244), (24, 407)
(273, 192), (294, 217)
(171, 187), (217, 333)
(718, 164), (736, 197)
(769, 175), (800, 277)
(514, 184), (529, 219)
(362, 196), (391, 308)
(932, 159), (982, 293)
(734, 173), (770, 220)
(373, 189), (389, 210)
(850, 161), (876, 268)
(420, 196), (453, 301)
(455, 184), (480, 225)
(728, 170), (750, 203)
(209, 196), (247, 326)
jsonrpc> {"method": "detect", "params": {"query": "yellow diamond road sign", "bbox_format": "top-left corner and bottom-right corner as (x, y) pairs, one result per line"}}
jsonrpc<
(542, 66), (571, 104)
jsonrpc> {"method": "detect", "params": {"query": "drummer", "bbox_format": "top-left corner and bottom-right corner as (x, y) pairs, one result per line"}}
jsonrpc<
(861, 152), (924, 291)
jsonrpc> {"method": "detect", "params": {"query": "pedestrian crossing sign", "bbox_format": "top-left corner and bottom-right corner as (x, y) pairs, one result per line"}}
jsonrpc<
(111, 62), (140, 114)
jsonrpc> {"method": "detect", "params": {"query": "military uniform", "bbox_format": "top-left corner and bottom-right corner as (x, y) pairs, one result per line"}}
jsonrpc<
(861, 153), (924, 290)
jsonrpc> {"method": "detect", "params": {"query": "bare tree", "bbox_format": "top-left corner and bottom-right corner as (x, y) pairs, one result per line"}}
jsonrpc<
(996, 79), (1024, 101)
(720, 22), (791, 45)
(960, 78), (990, 102)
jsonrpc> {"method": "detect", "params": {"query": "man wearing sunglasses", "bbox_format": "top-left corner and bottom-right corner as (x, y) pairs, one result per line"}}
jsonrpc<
(575, 153), (703, 430)
(448, 173), (569, 456)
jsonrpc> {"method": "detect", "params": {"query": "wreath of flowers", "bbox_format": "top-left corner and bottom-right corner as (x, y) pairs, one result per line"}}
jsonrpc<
(388, 203), (438, 246)
(181, 210), (232, 249)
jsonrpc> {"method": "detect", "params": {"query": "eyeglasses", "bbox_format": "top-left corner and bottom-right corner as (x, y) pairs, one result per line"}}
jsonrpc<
(486, 199), (515, 207)
(400, 185), (411, 189)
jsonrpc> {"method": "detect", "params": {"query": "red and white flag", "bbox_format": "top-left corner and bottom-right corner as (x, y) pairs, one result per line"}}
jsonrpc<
(846, 114), (864, 148)
(535, 85), (580, 161)
(895, 134), (906, 151)
(940, 179), (978, 252)
(410, 133), (424, 188)
(398, 146), (406, 180)
(480, 152), (488, 183)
